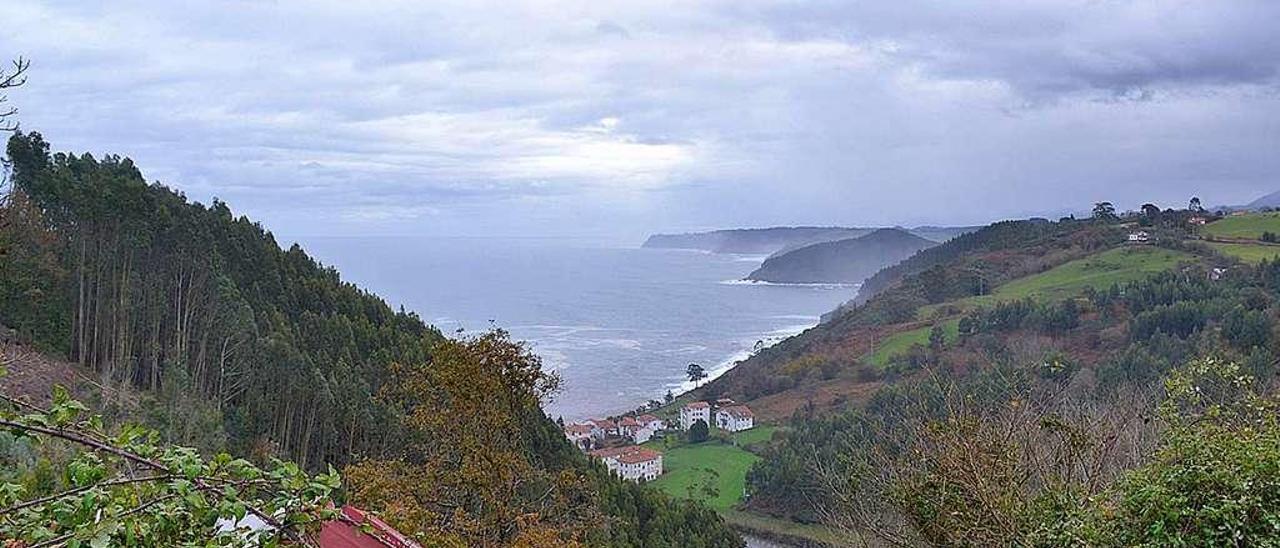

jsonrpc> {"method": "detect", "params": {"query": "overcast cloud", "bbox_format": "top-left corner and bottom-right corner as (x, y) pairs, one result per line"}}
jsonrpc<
(2, 0), (1278, 243)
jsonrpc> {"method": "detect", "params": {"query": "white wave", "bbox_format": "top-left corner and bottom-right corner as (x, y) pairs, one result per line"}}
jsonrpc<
(663, 321), (816, 395)
(719, 279), (862, 290)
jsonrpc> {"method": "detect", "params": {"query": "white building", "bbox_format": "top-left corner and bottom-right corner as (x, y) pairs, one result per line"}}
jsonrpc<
(617, 416), (641, 439)
(631, 425), (658, 444)
(1128, 231), (1151, 244)
(590, 446), (664, 482)
(636, 414), (665, 432)
(715, 405), (755, 432)
(680, 402), (711, 430)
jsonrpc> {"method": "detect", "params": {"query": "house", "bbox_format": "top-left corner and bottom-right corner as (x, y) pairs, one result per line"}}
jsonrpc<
(1127, 231), (1150, 244)
(679, 402), (711, 430)
(590, 446), (664, 482)
(632, 425), (656, 444)
(715, 405), (755, 432)
(1188, 216), (1208, 226)
(636, 414), (665, 431)
(1211, 267), (1229, 281)
(617, 416), (641, 438)
(590, 418), (618, 439)
(564, 423), (594, 450)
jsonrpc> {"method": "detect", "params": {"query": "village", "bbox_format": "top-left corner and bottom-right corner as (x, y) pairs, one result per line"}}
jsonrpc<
(563, 399), (755, 482)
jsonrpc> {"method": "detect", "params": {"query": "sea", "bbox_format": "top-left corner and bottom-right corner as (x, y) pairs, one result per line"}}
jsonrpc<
(302, 236), (860, 421)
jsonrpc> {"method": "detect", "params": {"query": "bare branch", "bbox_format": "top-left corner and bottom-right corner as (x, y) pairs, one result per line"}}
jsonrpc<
(0, 56), (30, 131)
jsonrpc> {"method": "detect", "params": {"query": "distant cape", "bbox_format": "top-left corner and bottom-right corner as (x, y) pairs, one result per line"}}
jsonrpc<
(642, 225), (975, 256)
(744, 228), (937, 284)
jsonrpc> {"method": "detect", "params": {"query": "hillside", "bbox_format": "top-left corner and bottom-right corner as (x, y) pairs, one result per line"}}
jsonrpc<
(1245, 189), (1280, 209)
(744, 228), (936, 284)
(0, 131), (742, 547)
(1203, 211), (1280, 239)
(683, 209), (1280, 545)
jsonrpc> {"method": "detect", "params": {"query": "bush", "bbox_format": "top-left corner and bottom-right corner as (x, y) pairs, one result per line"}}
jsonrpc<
(687, 419), (709, 443)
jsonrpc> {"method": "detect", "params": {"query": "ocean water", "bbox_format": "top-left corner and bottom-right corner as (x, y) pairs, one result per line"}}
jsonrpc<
(302, 236), (859, 420)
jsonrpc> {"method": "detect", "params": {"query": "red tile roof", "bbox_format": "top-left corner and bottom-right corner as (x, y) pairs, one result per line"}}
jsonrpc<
(619, 417), (640, 427)
(637, 414), (660, 423)
(589, 445), (663, 463)
(592, 419), (617, 429)
(718, 405), (754, 418)
(589, 446), (633, 459)
(617, 448), (662, 464)
(565, 424), (594, 435)
(685, 402), (710, 409)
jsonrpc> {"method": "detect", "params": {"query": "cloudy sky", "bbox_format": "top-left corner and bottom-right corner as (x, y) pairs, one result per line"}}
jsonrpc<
(3, 0), (1278, 243)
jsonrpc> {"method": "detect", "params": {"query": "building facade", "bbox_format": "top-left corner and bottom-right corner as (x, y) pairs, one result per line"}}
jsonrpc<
(589, 446), (664, 482)
(680, 402), (711, 430)
(715, 405), (755, 432)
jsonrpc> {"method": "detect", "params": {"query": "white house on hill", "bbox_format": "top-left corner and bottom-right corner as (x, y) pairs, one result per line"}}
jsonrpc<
(589, 446), (664, 482)
(1127, 231), (1150, 244)
(715, 405), (755, 432)
(680, 402), (711, 430)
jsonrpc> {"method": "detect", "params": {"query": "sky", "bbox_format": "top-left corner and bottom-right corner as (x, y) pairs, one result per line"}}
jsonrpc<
(2, 0), (1278, 244)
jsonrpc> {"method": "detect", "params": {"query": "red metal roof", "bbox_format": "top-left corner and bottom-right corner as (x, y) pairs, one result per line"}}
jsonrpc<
(318, 506), (420, 548)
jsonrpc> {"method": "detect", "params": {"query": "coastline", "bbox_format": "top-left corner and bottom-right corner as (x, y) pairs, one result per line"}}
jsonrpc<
(665, 319), (816, 397)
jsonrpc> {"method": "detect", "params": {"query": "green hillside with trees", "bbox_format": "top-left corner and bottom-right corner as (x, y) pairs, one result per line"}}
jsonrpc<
(0, 132), (741, 546)
(688, 199), (1280, 545)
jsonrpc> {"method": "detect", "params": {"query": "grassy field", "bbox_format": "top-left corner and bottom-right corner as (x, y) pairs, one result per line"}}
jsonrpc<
(866, 319), (959, 368)
(1207, 241), (1280, 264)
(1203, 212), (1280, 239)
(731, 425), (778, 447)
(991, 246), (1191, 301)
(919, 246), (1194, 320)
(646, 441), (760, 511)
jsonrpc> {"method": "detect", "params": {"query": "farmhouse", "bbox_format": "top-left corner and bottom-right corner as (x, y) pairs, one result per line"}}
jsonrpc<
(680, 401), (711, 430)
(715, 405), (755, 432)
(1127, 231), (1150, 244)
(1188, 216), (1208, 226)
(589, 446), (664, 482)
